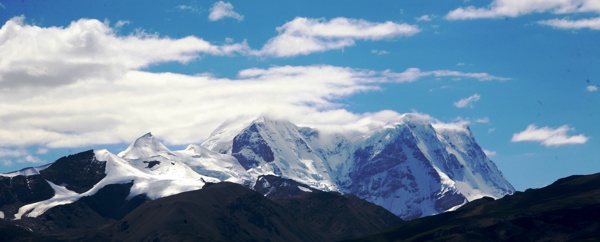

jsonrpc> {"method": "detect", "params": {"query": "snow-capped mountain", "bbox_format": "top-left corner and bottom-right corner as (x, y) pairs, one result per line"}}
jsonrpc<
(204, 114), (514, 219)
(0, 113), (514, 221)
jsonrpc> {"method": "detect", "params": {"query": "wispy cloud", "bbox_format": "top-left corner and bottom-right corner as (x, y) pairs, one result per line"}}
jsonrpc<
(371, 49), (390, 55)
(452, 116), (490, 125)
(539, 17), (600, 30)
(475, 117), (490, 123)
(447, 0), (600, 20)
(454, 94), (481, 108)
(177, 5), (202, 13)
(36, 148), (48, 155)
(416, 15), (432, 22)
(587, 85), (599, 92)
(0, 147), (43, 165)
(209, 1), (243, 21)
(114, 20), (130, 28)
(511, 124), (589, 147)
(483, 149), (497, 157)
(383, 68), (509, 83)
(253, 17), (420, 57)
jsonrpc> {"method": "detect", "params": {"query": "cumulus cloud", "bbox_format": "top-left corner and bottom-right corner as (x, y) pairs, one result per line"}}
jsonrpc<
(511, 124), (589, 146)
(587, 85), (599, 92)
(208, 1), (243, 21)
(0, 16), (250, 88)
(0, 17), (510, 148)
(254, 17), (420, 57)
(539, 17), (600, 30)
(454, 94), (481, 108)
(446, 0), (600, 20)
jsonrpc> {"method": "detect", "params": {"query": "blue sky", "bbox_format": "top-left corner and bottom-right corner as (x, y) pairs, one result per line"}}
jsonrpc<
(0, 0), (599, 190)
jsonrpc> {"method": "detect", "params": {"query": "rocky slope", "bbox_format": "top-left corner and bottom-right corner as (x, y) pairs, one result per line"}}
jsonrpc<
(351, 172), (600, 241)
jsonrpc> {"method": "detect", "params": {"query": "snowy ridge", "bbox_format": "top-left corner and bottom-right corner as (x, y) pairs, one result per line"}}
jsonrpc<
(1, 113), (515, 221)
(202, 114), (514, 219)
(229, 117), (337, 191)
(175, 144), (251, 185)
(0, 164), (50, 178)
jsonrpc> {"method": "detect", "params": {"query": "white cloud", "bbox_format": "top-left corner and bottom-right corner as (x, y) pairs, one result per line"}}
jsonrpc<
(36, 148), (48, 154)
(416, 15), (432, 22)
(0, 17), (510, 148)
(371, 49), (390, 55)
(254, 17), (420, 57)
(0, 16), (249, 88)
(483, 149), (497, 157)
(114, 20), (130, 28)
(446, 0), (600, 20)
(587, 85), (599, 92)
(177, 5), (202, 13)
(511, 124), (589, 146)
(383, 68), (509, 83)
(475, 117), (490, 123)
(0, 65), (508, 148)
(0, 147), (43, 164)
(208, 1), (243, 21)
(451, 116), (489, 125)
(539, 17), (600, 30)
(454, 94), (481, 108)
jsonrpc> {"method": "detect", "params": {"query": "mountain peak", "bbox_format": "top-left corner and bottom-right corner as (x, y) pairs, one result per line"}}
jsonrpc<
(251, 115), (291, 126)
(117, 132), (172, 160)
(141, 132), (153, 138)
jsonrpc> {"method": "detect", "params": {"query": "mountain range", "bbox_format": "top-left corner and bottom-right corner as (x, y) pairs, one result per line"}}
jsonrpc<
(0, 114), (516, 240)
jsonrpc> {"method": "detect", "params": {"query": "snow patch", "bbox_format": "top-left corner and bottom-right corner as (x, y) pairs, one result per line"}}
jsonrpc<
(298, 186), (312, 192)
(15, 181), (80, 219)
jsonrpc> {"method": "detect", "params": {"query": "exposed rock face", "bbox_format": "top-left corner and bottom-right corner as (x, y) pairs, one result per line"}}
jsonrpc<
(232, 123), (275, 170)
(213, 115), (514, 219)
(0, 173), (54, 219)
(39, 150), (106, 194)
